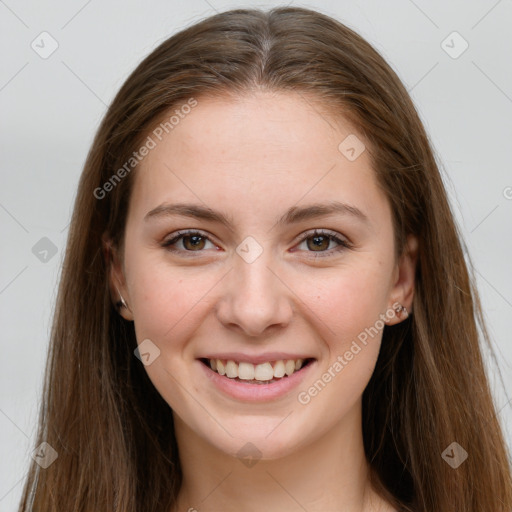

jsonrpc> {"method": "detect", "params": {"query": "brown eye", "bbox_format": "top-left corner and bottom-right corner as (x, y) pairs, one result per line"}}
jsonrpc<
(162, 230), (216, 254)
(306, 234), (330, 251)
(182, 235), (206, 251)
(294, 229), (351, 257)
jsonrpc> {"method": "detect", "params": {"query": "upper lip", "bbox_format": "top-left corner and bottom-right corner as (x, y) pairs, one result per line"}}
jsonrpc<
(198, 352), (315, 365)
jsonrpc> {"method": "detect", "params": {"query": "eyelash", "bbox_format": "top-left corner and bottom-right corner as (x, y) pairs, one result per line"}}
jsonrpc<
(161, 229), (352, 258)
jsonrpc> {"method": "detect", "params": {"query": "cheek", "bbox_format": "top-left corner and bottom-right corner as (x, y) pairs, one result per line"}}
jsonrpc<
(125, 248), (231, 371)
(293, 267), (389, 416)
(294, 259), (392, 343)
(128, 265), (212, 342)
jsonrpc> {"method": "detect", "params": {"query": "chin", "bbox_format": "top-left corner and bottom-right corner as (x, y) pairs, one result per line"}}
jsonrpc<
(201, 418), (309, 463)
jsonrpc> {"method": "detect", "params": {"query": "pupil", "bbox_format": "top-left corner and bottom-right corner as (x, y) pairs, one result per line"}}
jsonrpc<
(185, 235), (204, 250)
(308, 235), (328, 251)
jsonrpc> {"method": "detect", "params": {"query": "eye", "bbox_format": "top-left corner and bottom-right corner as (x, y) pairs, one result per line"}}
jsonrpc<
(161, 228), (351, 258)
(161, 230), (218, 254)
(294, 229), (352, 257)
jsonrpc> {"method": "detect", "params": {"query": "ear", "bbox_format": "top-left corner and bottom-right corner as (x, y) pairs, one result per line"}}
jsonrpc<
(385, 234), (419, 326)
(102, 233), (134, 322)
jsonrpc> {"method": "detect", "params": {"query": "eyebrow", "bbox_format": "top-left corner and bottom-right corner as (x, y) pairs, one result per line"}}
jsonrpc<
(144, 200), (370, 229)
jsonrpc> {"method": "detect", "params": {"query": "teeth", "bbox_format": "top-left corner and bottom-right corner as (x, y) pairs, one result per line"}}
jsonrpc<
(225, 360), (238, 378)
(208, 358), (308, 381)
(238, 362), (254, 380)
(273, 360), (286, 378)
(254, 362), (274, 381)
(285, 360), (296, 376)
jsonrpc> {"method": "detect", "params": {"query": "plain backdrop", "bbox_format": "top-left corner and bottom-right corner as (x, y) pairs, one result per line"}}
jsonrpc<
(1, 0), (511, 509)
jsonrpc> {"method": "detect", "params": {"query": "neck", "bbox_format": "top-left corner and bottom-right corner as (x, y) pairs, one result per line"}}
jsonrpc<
(172, 400), (388, 512)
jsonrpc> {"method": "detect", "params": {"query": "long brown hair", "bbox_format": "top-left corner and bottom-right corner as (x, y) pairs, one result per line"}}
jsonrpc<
(19, 7), (511, 511)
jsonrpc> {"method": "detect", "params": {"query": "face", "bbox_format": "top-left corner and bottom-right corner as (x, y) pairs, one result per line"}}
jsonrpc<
(110, 91), (417, 460)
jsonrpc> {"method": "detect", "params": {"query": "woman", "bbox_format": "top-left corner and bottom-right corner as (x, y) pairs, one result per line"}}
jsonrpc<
(19, 6), (512, 512)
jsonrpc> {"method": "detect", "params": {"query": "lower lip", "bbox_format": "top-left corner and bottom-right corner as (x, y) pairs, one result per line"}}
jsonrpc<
(197, 359), (316, 402)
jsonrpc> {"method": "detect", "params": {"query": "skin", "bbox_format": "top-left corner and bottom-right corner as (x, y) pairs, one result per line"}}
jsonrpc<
(109, 91), (418, 511)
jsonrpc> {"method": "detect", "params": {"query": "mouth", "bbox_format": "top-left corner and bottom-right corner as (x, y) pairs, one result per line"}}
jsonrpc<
(198, 357), (316, 385)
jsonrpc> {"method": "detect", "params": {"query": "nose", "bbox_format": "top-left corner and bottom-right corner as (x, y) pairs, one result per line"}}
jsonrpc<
(215, 250), (294, 338)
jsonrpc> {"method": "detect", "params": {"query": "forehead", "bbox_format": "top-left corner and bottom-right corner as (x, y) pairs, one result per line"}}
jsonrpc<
(129, 91), (388, 227)
(144, 91), (357, 170)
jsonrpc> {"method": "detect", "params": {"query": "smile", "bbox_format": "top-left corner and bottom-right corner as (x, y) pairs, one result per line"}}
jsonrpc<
(197, 356), (316, 401)
(200, 358), (313, 383)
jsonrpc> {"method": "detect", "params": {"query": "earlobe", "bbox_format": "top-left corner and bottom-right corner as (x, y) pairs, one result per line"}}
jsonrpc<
(114, 289), (133, 321)
(102, 234), (134, 322)
(114, 284), (129, 310)
(386, 234), (419, 326)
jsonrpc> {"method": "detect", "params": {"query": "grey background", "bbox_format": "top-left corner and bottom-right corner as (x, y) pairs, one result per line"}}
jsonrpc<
(1, 0), (511, 509)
